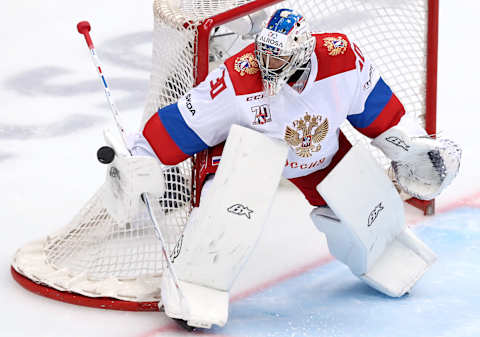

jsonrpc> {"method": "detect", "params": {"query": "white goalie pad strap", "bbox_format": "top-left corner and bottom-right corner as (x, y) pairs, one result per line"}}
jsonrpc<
(102, 128), (165, 223)
(371, 124), (461, 200)
(312, 144), (436, 296)
(161, 124), (288, 327)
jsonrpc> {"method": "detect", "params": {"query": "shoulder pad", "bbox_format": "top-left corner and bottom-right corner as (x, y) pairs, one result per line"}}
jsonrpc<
(224, 43), (263, 96)
(313, 33), (357, 81)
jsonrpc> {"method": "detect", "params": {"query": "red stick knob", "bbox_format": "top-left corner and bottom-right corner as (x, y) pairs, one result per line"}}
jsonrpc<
(77, 21), (94, 49)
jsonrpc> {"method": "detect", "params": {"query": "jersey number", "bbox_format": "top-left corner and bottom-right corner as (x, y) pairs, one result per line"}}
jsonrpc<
(353, 43), (365, 71)
(209, 69), (227, 99)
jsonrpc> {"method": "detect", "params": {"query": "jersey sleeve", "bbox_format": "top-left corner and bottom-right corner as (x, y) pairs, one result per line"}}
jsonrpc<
(347, 43), (405, 138)
(142, 64), (239, 165)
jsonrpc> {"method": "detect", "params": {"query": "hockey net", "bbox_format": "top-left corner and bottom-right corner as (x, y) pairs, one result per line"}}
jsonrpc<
(12, 0), (438, 308)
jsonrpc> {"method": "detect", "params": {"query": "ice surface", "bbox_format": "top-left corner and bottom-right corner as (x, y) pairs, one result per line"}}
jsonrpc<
(1, 1), (479, 336)
(219, 208), (480, 337)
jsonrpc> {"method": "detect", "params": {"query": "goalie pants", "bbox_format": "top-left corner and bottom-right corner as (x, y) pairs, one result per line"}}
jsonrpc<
(193, 132), (352, 207)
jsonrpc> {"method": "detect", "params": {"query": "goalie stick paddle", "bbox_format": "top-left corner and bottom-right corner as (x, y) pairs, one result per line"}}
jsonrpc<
(76, 20), (190, 315)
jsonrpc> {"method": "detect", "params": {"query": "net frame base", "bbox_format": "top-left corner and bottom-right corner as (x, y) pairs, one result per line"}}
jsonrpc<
(11, 267), (159, 311)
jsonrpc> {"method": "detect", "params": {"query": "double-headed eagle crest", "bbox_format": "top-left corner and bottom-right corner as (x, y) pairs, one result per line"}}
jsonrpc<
(234, 53), (259, 76)
(284, 112), (329, 158)
(323, 36), (348, 56)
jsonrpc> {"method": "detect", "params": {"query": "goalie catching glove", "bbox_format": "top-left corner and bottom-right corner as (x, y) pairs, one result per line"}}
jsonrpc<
(102, 128), (165, 223)
(372, 120), (461, 200)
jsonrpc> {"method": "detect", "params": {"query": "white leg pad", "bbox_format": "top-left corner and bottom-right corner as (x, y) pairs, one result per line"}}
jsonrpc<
(161, 124), (288, 327)
(360, 228), (437, 297)
(312, 144), (436, 297)
(161, 275), (229, 329)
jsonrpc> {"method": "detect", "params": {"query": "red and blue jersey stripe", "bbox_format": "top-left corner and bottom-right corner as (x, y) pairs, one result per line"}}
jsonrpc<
(347, 78), (405, 138)
(143, 103), (208, 165)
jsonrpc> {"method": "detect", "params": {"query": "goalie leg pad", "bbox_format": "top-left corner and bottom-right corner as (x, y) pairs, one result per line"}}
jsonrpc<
(160, 276), (229, 329)
(359, 228), (436, 297)
(311, 144), (436, 297)
(161, 124), (288, 327)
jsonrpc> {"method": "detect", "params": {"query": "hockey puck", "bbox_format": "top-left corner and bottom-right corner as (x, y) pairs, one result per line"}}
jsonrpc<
(97, 146), (115, 164)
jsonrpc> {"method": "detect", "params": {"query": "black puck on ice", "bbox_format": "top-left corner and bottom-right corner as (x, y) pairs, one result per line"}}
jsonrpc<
(97, 146), (115, 164)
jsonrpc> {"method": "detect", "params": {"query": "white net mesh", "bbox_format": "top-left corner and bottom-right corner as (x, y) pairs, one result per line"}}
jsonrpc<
(13, 178), (190, 301)
(13, 0), (434, 302)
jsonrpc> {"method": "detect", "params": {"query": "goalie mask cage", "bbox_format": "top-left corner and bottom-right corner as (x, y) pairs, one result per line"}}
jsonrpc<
(11, 0), (439, 310)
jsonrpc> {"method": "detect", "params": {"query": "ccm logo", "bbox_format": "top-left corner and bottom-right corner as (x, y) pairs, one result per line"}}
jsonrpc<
(246, 94), (265, 101)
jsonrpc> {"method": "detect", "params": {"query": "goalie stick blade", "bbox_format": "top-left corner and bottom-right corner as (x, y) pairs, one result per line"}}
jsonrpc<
(171, 318), (198, 332)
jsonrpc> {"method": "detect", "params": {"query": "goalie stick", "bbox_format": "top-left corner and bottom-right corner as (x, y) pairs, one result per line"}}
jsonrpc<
(76, 21), (189, 315)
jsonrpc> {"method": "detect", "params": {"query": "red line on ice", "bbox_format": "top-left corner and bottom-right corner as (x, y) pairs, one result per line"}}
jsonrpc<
(230, 255), (334, 302)
(139, 255), (334, 337)
(437, 190), (480, 213)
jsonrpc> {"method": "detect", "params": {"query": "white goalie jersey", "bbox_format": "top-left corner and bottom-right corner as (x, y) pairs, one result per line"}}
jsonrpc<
(143, 33), (407, 179)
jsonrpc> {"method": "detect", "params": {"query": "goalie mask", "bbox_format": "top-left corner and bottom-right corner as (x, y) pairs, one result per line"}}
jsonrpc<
(255, 9), (316, 96)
